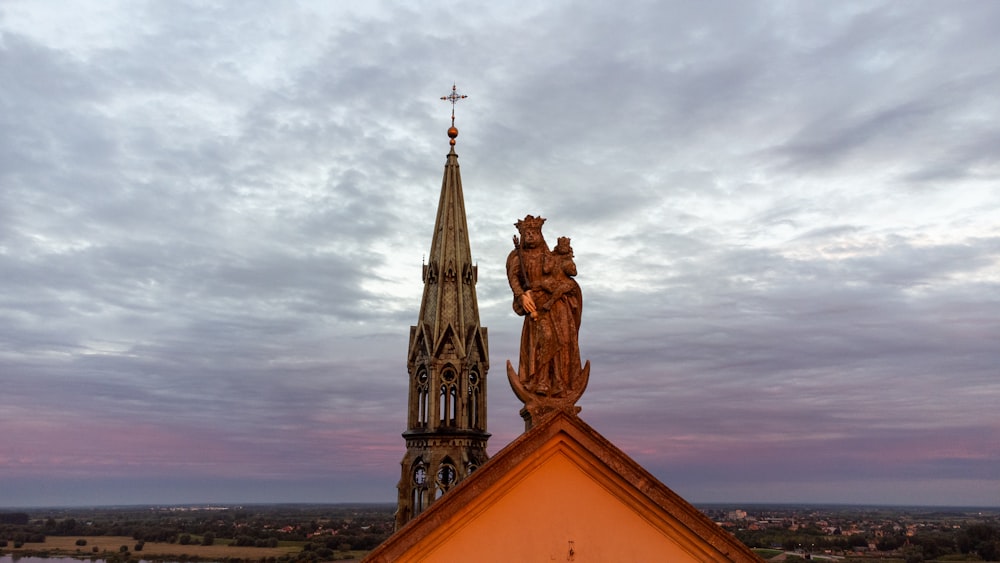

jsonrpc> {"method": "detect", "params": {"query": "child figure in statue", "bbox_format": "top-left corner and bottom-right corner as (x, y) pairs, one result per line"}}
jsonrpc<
(539, 237), (578, 314)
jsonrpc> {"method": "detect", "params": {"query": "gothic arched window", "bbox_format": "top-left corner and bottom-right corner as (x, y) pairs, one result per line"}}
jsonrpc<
(411, 459), (428, 515)
(467, 368), (481, 429)
(435, 458), (457, 499)
(449, 385), (458, 425)
(439, 368), (458, 426)
(415, 369), (429, 427)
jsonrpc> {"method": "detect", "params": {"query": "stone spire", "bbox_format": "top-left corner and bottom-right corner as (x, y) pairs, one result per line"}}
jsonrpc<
(396, 87), (489, 529)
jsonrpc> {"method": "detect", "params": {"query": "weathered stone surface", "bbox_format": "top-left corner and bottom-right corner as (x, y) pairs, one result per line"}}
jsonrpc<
(396, 131), (490, 529)
(505, 215), (590, 429)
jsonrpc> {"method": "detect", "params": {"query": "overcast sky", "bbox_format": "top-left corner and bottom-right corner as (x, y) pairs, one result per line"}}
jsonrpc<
(2, 1), (998, 508)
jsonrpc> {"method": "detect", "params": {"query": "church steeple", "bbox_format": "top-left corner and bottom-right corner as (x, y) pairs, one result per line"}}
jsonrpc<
(396, 86), (489, 529)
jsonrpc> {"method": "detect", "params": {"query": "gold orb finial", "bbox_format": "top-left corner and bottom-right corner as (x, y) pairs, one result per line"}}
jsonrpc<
(441, 84), (467, 146)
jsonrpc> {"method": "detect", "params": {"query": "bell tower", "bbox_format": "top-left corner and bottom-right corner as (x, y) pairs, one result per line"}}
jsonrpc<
(396, 86), (489, 529)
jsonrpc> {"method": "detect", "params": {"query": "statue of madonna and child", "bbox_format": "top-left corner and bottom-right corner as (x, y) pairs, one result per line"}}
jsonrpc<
(505, 215), (590, 427)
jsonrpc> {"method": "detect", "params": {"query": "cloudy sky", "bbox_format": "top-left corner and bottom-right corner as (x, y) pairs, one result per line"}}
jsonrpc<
(2, 1), (998, 508)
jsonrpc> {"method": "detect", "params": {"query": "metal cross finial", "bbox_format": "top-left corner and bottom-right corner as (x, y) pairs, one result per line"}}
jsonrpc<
(441, 83), (468, 127)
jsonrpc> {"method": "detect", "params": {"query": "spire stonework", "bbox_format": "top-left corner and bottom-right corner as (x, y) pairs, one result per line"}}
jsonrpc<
(395, 87), (489, 529)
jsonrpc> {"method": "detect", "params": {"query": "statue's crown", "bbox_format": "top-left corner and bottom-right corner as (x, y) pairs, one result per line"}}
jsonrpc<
(515, 214), (546, 233)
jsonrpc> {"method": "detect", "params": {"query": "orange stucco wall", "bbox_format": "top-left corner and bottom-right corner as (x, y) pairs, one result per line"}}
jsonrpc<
(407, 449), (710, 562)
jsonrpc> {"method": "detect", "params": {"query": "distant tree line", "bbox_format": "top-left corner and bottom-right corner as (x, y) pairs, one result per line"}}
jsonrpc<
(734, 524), (868, 553)
(1, 505), (395, 558)
(734, 521), (1000, 561)
(1, 513), (44, 548)
(0, 514), (29, 526)
(873, 522), (1000, 561)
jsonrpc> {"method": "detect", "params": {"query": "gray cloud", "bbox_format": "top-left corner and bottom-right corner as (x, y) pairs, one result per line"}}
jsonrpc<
(1, 1), (998, 506)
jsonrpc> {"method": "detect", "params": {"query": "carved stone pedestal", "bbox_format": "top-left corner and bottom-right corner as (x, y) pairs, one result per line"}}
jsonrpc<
(508, 359), (590, 430)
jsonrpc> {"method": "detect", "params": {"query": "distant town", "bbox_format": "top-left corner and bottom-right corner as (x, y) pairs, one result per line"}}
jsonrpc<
(2, 503), (998, 561)
(704, 504), (1000, 561)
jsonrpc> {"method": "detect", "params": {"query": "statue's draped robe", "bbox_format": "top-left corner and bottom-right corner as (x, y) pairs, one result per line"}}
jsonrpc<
(507, 245), (582, 395)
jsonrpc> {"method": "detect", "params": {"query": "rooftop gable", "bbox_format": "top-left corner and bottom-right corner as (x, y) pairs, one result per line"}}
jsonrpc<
(365, 410), (762, 562)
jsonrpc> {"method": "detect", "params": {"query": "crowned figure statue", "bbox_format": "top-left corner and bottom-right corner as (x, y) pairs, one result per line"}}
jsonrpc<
(506, 215), (590, 428)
